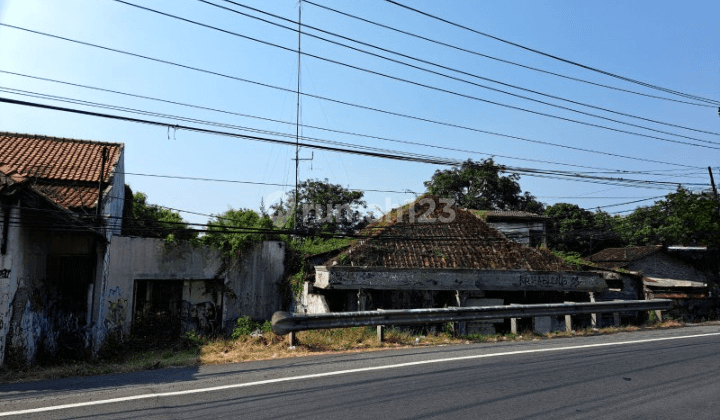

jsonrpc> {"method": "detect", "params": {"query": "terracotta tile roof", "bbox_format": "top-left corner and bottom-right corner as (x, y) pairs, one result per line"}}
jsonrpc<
(327, 195), (573, 271)
(471, 210), (547, 220)
(0, 132), (122, 210)
(587, 246), (661, 269)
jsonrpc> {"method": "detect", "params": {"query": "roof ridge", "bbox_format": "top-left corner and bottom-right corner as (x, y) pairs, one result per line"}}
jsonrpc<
(0, 131), (124, 147)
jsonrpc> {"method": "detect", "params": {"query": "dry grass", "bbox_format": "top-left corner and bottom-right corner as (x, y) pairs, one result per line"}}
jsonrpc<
(0, 319), (694, 384)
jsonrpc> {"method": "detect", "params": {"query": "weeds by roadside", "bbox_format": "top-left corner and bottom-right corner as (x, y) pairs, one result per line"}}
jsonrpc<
(0, 318), (691, 384)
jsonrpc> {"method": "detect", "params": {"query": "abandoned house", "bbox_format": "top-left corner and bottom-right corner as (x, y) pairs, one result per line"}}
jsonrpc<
(587, 245), (716, 320)
(0, 132), (125, 366)
(471, 210), (548, 247)
(0, 132), (286, 367)
(300, 195), (614, 334)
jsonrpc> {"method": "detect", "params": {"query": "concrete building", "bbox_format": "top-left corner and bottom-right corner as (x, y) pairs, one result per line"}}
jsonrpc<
(0, 132), (287, 366)
(301, 196), (608, 334)
(0, 132), (125, 366)
(588, 245), (715, 320)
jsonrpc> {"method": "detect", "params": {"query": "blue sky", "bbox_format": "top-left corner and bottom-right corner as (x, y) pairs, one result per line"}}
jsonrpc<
(0, 0), (718, 225)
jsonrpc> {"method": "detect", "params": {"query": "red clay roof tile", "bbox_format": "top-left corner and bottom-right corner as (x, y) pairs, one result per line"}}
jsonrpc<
(0, 132), (122, 210)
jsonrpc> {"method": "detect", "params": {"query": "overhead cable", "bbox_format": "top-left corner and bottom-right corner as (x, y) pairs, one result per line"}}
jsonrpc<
(0, 23), (704, 166)
(384, 0), (720, 106)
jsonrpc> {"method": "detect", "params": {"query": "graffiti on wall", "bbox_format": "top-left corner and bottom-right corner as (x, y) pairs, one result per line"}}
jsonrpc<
(104, 286), (127, 339)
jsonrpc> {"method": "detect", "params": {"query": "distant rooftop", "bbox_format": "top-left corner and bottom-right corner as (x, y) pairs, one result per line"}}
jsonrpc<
(470, 209), (547, 220)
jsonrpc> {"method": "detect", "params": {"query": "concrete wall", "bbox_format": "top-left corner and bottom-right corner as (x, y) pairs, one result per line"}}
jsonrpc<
(223, 241), (286, 324)
(630, 253), (709, 283)
(2, 201), (100, 366)
(100, 237), (285, 342)
(101, 149), (125, 238)
(0, 204), (20, 366)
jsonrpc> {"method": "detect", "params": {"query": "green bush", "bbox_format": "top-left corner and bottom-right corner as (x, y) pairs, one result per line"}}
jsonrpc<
(232, 316), (260, 339)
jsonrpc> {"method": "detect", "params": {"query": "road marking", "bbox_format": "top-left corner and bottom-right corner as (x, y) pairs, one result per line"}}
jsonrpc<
(2, 330), (719, 416)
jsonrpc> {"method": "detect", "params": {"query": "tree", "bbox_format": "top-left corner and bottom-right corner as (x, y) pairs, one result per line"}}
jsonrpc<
(203, 208), (274, 256)
(618, 187), (719, 246)
(545, 203), (622, 255)
(270, 178), (367, 234)
(424, 159), (544, 213)
(122, 187), (195, 239)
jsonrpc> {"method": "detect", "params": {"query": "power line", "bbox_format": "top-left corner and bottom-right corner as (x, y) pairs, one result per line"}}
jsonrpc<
(204, 0), (720, 140)
(384, 0), (720, 106)
(106, 1), (720, 150)
(302, 0), (715, 109)
(0, 23), (704, 167)
(1, 96), (703, 191)
(0, 69), (673, 174)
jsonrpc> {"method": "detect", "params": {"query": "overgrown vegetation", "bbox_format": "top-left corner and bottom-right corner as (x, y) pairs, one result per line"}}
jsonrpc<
(550, 250), (594, 270)
(202, 208), (275, 257)
(0, 318), (688, 384)
(122, 188), (196, 240)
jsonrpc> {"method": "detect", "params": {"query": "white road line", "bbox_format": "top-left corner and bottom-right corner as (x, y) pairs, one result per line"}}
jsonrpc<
(2, 331), (719, 416)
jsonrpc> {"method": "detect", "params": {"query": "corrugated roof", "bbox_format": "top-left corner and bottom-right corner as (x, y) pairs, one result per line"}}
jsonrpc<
(0, 132), (122, 210)
(587, 246), (661, 266)
(327, 195), (573, 271)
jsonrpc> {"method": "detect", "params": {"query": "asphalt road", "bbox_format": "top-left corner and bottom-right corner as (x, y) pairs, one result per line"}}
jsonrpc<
(2, 324), (720, 419)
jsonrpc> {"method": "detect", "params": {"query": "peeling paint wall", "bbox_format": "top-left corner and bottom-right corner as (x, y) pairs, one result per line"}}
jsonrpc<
(2, 202), (99, 366)
(103, 237), (285, 340)
(223, 241), (286, 324)
(0, 204), (19, 366)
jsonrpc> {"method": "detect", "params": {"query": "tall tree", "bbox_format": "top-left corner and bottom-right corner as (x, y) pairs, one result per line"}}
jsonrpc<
(618, 187), (719, 246)
(424, 159), (543, 213)
(545, 203), (622, 255)
(270, 178), (367, 234)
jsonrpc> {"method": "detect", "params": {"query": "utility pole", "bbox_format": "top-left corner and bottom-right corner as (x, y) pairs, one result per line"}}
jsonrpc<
(293, 1), (302, 235)
(709, 167), (720, 216)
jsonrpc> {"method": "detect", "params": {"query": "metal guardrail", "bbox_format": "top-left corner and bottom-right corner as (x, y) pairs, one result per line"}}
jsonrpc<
(271, 299), (673, 335)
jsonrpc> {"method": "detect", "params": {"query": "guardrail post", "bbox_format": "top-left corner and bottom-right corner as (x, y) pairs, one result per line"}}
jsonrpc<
(377, 308), (385, 342)
(613, 300), (621, 326)
(589, 292), (598, 328)
(564, 302), (573, 333)
(655, 309), (663, 322)
(288, 331), (298, 347)
(510, 304), (520, 334)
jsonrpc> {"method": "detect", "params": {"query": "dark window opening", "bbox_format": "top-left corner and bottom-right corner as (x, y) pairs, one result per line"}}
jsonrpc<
(529, 230), (545, 248)
(132, 280), (184, 339)
(46, 255), (94, 314)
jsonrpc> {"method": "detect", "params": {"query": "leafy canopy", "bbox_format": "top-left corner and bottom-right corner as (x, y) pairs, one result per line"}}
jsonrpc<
(544, 203), (622, 255)
(123, 190), (195, 239)
(203, 208), (274, 256)
(618, 187), (719, 246)
(270, 178), (367, 234)
(424, 159), (543, 213)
